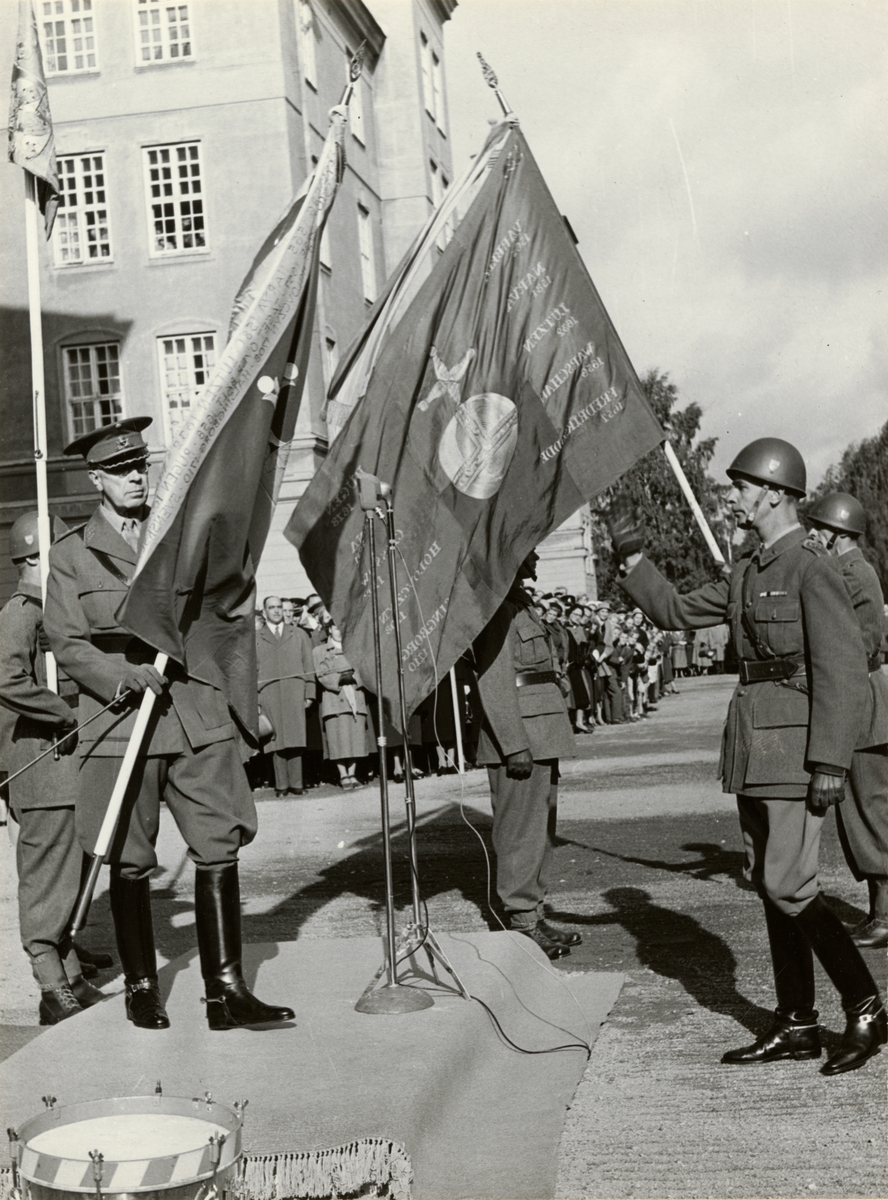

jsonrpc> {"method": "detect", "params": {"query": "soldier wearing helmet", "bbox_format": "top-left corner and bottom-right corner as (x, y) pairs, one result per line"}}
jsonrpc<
(607, 437), (885, 1075)
(808, 492), (888, 948)
(0, 511), (107, 1024)
(44, 418), (294, 1034)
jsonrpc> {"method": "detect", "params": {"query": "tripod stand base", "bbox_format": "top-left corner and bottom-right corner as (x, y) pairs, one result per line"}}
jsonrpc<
(355, 984), (435, 1015)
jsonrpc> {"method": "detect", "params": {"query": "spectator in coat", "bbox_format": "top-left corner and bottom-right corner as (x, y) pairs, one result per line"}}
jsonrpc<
(313, 626), (372, 788)
(256, 596), (316, 796)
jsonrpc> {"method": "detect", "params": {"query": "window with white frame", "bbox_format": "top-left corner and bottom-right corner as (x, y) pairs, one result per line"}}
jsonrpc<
(419, 33), (445, 130)
(135, 0), (192, 63)
(63, 342), (122, 439)
(54, 154), (111, 266)
(41, 0), (98, 74)
(357, 205), (375, 301)
(157, 332), (215, 439)
(295, 0), (317, 88)
(144, 142), (206, 255)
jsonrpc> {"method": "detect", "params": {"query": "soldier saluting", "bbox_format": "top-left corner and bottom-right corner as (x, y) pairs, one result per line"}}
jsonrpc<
(608, 438), (886, 1075)
(44, 418), (294, 1032)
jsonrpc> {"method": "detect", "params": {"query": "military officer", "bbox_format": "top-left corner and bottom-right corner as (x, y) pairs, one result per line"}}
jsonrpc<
(472, 549), (580, 959)
(808, 492), (888, 948)
(44, 418), (294, 1032)
(609, 438), (886, 1075)
(0, 512), (106, 1023)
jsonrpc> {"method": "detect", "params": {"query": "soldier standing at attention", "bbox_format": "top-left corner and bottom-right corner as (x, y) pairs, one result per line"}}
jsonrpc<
(472, 550), (580, 959)
(807, 492), (888, 948)
(0, 513), (106, 1023)
(609, 438), (886, 1075)
(44, 418), (294, 1033)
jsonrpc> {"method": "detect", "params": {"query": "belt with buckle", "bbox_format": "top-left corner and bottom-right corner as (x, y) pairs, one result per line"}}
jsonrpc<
(516, 669), (559, 687)
(738, 657), (805, 685)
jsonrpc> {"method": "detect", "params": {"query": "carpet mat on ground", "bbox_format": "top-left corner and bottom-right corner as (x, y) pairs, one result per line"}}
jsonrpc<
(0, 932), (622, 1199)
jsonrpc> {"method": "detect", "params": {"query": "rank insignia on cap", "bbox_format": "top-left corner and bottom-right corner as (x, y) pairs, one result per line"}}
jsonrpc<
(117, 435), (132, 450)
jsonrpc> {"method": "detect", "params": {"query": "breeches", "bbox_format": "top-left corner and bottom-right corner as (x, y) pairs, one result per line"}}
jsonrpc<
(488, 760), (558, 924)
(13, 805), (83, 958)
(737, 795), (823, 915)
(77, 739), (257, 881)
(836, 747), (888, 879)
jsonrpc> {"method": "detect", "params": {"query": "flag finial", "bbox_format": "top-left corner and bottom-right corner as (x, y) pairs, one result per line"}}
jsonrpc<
(477, 52), (513, 118)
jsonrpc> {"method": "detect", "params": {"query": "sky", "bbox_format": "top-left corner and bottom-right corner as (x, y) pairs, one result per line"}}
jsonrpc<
(442, 0), (887, 488)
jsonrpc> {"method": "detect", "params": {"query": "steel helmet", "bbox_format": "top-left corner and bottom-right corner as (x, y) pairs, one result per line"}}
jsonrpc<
(726, 438), (807, 497)
(9, 511), (68, 561)
(808, 492), (866, 537)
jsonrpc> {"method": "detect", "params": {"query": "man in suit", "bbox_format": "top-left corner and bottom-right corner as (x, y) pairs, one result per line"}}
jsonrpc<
(0, 512), (105, 1023)
(257, 595), (316, 796)
(609, 438), (886, 1075)
(472, 550), (580, 959)
(44, 418), (294, 1033)
(808, 492), (888, 948)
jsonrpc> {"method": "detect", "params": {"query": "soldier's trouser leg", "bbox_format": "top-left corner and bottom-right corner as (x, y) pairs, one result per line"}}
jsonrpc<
(14, 805), (81, 966)
(488, 760), (557, 928)
(736, 796), (823, 915)
(836, 747), (888, 881)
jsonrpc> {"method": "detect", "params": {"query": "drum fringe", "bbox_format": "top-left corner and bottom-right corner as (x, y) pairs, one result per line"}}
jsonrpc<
(236, 1139), (412, 1200)
(1, 1140), (412, 1200)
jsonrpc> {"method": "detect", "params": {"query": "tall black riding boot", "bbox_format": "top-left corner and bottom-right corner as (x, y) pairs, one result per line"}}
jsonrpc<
(109, 873), (170, 1029)
(722, 900), (820, 1063)
(794, 893), (887, 1075)
(195, 864), (295, 1030)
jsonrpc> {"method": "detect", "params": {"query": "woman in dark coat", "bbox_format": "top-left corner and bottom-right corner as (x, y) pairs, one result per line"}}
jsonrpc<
(312, 627), (372, 788)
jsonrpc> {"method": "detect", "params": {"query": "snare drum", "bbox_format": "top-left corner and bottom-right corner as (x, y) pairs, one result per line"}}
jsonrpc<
(11, 1095), (245, 1200)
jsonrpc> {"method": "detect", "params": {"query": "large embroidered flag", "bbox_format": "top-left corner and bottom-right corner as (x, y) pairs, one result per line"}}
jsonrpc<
(8, 0), (60, 235)
(118, 107), (347, 738)
(286, 120), (664, 727)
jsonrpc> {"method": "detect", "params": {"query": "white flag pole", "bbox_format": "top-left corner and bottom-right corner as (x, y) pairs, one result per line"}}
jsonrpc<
(663, 441), (726, 566)
(23, 170), (58, 692)
(448, 667), (465, 775)
(69, 652), (169, 936)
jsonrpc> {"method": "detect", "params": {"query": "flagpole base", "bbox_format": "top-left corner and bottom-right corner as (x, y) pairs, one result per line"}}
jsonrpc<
(355, 984), (434, 1015)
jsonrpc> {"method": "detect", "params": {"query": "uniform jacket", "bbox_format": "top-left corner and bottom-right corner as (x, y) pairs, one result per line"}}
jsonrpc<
(472, 583), (575, 765)
(622, 527), (869, 798)
(312, 642), (369, 722)
(838, 545), (888, 748)
(0, 582), (80, 809)
(256, 623), (316, 750)
(45, 507), (235, 757)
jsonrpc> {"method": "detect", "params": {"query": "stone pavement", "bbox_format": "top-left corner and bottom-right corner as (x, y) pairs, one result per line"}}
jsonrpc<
(1, 674), (885, 1197)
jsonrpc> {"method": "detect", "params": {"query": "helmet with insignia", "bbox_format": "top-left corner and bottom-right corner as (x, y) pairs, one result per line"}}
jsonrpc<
(9, 511), (69, 562)
(64, 417), (152, 470)
(726, 437), (806, 497)
(808, 491), (865, 537)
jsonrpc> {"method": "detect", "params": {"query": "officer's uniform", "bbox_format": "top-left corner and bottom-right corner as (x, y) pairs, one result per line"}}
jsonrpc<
(473, 582), (575, 929)
(621, 527), (869, 913)
(0, 582), (81, 974)
(834, 545), (888, 880)
(45, 506), (257, 877)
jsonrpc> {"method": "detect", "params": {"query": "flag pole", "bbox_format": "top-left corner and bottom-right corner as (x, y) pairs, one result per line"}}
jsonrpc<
(477, 52), (513, 118)
(68, 652), (169, 938)
(23, 170), (57, 691)
(663, 441), (726, 565)
(448, 668), (465, 774)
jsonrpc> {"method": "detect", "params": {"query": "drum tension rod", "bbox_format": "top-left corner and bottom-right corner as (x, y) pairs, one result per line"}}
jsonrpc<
(7, 1128), (22, 1200)
(89, 1149), (104, 1200)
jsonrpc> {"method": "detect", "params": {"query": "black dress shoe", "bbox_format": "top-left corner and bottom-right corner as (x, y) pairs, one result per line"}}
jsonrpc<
(512, 922), (570, 960)
(821, 997), (888, 1075)
(850, 920), (888, 949)
(538, 919), (582, 947)
(125, 978), (170, 1029)
(722, 1015), (821, 1063)
(39, 986), (83, 1025)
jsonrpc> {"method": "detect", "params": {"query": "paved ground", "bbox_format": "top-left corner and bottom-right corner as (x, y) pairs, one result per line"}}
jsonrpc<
(1, 674), (885, 1197)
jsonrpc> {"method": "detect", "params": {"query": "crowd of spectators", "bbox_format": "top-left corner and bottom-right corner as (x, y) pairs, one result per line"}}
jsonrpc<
(250, 588), (731, 792)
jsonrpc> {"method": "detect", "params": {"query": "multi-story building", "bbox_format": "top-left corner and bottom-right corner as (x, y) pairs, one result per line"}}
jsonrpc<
(0, 0), (457, 602)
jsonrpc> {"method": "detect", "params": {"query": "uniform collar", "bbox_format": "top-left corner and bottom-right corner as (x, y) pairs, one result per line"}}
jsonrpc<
(756, 524), (805, 567)
(84, 506), (142, 562)
(839, 545), (865, 564)
(13, 581), (42, 602)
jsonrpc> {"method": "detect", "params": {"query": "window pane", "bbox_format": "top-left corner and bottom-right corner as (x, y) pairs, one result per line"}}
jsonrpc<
(143, 142), (206, 254)
(158, 331), (215, 437)
(52, 153), (112, 266)
(64, 342), (123, 438)
(39, 0), (99, 73)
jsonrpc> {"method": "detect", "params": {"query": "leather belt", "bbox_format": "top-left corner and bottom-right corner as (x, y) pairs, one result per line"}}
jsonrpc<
(515, 669), (559, 688)
(738, 657), (805, 685)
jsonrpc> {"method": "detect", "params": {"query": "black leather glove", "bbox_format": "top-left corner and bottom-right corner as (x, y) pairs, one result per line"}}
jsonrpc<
(606, 491), (645, 559)
(36, 620), (51, 654)
(119, 664), (166, 698)
(808, 766), (846, 814)
(54, 720), (78, 756)
(505, 747), (533, 780)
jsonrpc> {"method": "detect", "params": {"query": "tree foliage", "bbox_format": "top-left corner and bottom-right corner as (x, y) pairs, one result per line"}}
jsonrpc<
(804, 418), (888, 595)
(591, 369), (731, 602)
